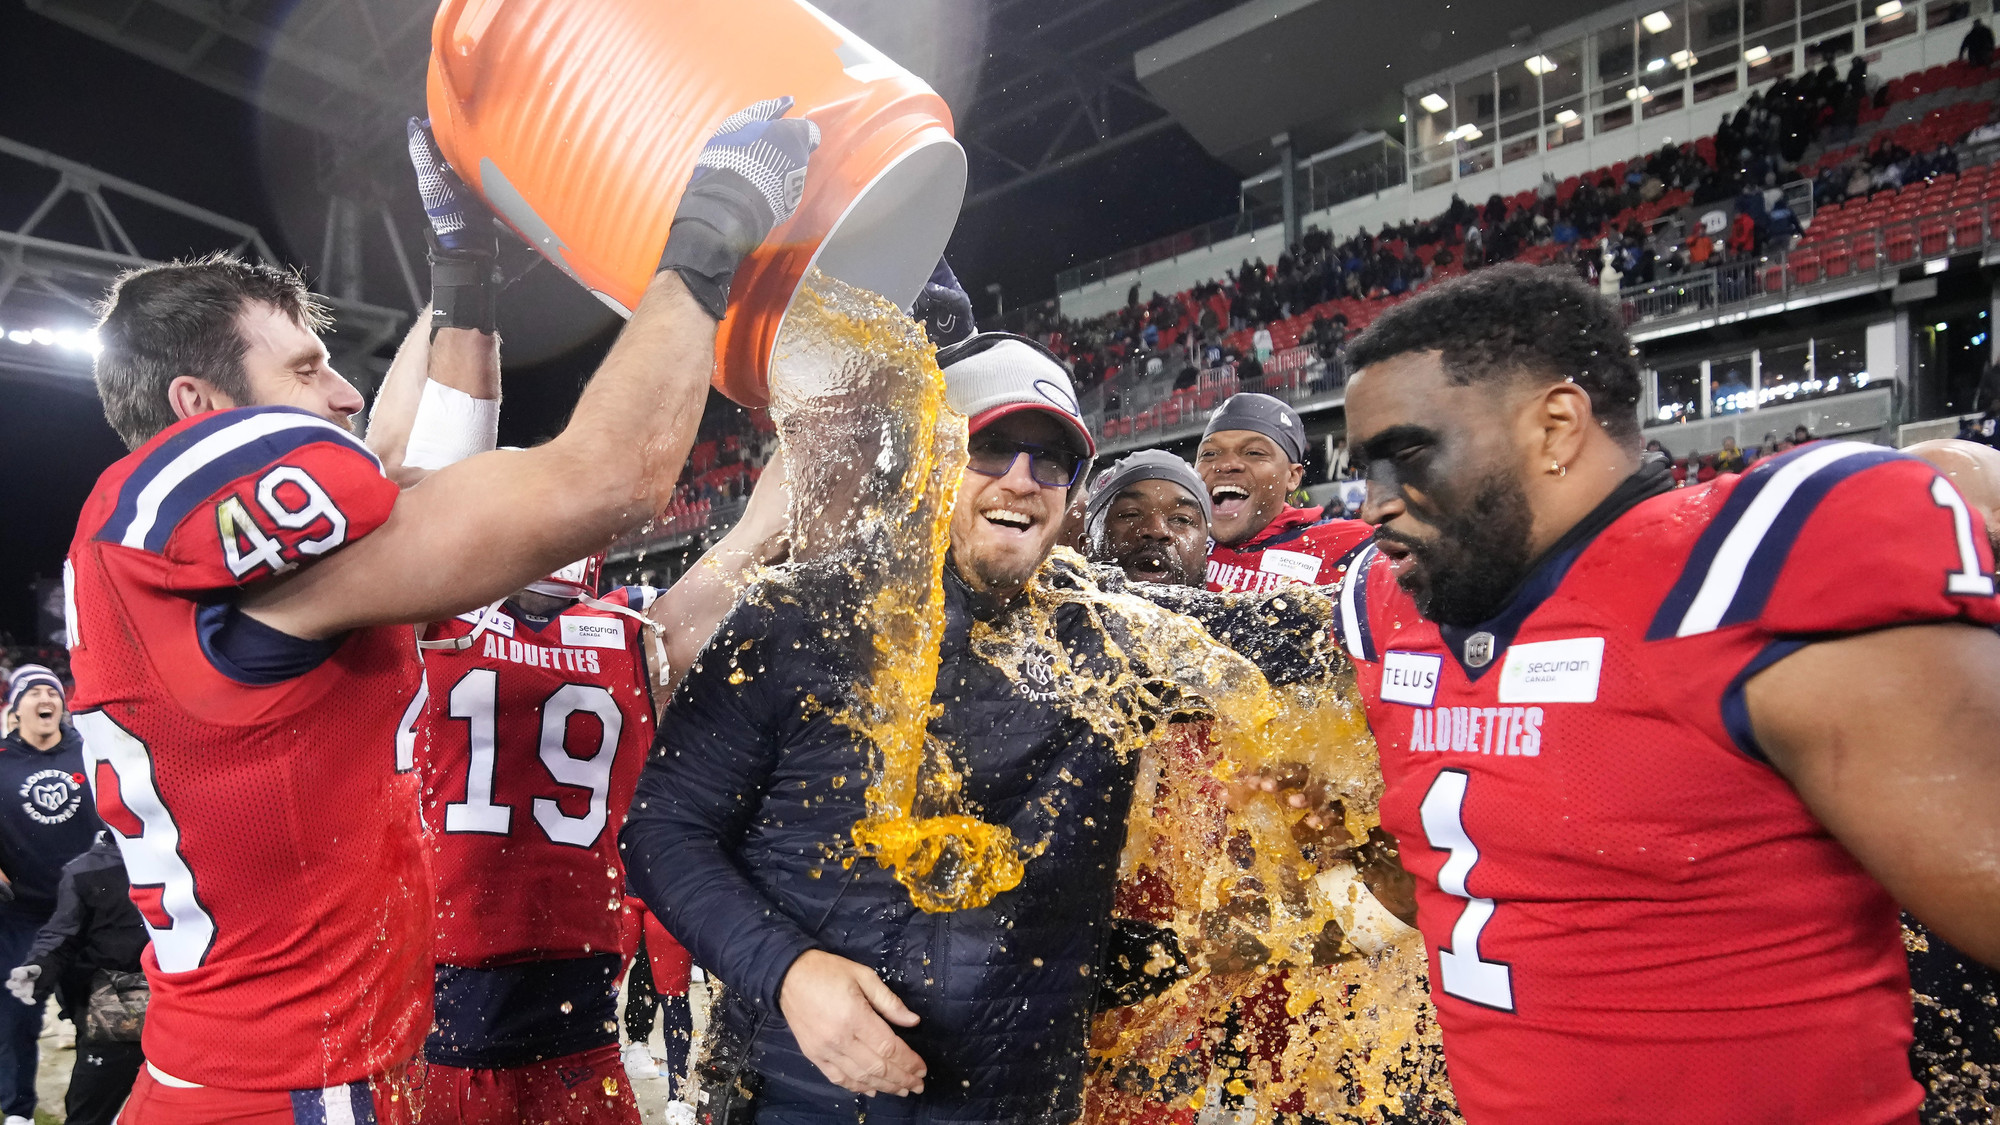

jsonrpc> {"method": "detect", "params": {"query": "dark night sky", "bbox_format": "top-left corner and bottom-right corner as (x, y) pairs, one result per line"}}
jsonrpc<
(0, 1), (1240, 640)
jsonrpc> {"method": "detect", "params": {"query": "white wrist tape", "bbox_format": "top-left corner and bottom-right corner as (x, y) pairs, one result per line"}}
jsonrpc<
(1314, 861), (1417, 956)
(405, 379), (498, 470)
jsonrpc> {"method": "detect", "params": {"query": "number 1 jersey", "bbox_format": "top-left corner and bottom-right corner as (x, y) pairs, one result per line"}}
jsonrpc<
(1334, 444), (2000, 1124)
(410, 589), (659, 968)
(64, 406), (429, 1091)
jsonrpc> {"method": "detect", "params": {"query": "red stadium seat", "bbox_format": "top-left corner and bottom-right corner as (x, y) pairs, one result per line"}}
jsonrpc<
(1919, 216), (1951, 257)
(1953, 207), (1986, 251)
(1886, 223), (1918, 263)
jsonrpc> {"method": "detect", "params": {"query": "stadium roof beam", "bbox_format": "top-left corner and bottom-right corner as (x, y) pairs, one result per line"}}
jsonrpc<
(954, 0), (1235, 200)
(0, 133), (406, 386)
(23, 0), (429, 149)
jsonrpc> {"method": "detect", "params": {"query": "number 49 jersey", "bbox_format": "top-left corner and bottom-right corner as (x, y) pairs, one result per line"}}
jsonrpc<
(63, 407), (429, 1092)
(1335, 445), (2000, 1125)
(409, 589), (660, 968)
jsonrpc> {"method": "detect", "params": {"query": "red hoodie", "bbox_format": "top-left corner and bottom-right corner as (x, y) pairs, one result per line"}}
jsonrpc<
(1204, 505), (1374, 593)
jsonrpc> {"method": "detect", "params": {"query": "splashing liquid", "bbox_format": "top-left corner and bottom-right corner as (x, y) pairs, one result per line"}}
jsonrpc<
(767, 272), (1021, 913)
(763, 274), (1452, 1120)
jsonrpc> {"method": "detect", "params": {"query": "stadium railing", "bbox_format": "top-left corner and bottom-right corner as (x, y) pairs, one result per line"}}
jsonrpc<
(1618, 185), (2000, 333)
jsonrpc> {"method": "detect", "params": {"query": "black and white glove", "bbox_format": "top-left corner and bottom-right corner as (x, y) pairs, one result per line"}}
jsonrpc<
(912, 257), (975, 347)
(408, 117), (506, 335)
(5, 966), (37, 1007)
(658, 97), (821, 320)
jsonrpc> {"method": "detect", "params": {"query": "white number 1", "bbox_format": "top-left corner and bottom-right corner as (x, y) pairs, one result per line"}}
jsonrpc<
(1419, 769), (1515, 1012)
(1931, 476), (1996, 597)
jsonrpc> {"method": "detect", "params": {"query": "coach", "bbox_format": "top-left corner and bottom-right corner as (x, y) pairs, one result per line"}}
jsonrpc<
(624, 333), (1123, 1124)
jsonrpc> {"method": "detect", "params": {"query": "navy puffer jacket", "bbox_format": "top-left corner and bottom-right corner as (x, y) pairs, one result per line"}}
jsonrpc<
(624, 565), (1145, 1124)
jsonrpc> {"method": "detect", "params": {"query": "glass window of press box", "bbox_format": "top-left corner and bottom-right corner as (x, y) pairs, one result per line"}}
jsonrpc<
(1645, 328), (1876, 426)
(1404, 0), (1985, 185)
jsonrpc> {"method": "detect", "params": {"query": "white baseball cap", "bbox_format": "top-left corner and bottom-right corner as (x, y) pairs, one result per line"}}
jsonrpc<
(937, 332), (1096, 458)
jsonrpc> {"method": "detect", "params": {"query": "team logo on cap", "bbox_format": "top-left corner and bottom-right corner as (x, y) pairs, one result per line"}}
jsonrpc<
(1034, 377), (1080, 416)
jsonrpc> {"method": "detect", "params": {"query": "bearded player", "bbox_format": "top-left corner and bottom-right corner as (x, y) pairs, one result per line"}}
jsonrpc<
(1197, 393), (1370, 593)
(1323, 264), (2000, 1123)
(62, 102), (817, 1123)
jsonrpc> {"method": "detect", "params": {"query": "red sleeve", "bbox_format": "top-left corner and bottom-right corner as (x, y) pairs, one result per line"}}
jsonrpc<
(1649, 446), (2000, 641)
(91, 407), (397, 593)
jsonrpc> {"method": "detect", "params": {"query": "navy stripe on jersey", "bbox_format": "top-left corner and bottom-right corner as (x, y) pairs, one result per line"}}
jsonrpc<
(1719, 639), (1807, 761)
(1337, 543), (1379, 663)
(288, 1080), (375, 1125)
(1648, 443), (1904, 640)
(98, 407), (378, 554)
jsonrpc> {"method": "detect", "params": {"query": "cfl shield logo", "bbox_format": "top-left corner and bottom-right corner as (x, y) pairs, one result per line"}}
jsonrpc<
(20, 768), (84, 825)
(784, 167), (808, 214)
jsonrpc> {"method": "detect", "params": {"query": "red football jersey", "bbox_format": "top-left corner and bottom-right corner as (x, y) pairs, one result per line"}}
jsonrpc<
(1333, 444), (2000, 1124)
(411, 588), (659, 967)
(1205, 505), (1373, 593)
(64, 406), (429, 1091)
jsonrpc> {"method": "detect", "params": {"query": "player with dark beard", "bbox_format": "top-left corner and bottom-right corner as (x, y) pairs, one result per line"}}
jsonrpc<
(1316, 263), (2000, 1124)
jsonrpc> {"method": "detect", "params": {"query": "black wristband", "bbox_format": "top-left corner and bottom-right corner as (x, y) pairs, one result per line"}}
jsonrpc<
(657, 173), (775, 321)
(429, 253), (500, 335)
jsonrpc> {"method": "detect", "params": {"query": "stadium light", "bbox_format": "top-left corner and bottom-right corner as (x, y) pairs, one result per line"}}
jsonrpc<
(1647, 57), (1667, 71)
(1744, 45), (1770, 62)
(0, 324), (101, 356)
(1419, 93), (1449, 113)
(1671, 49), (1697, 68)
(1876, 0), (1903, 17)
(1626, 85), (1651, 100)
(1641, 10), (1674, 33)
(1554, 109), (1580, 124)
(1524, 55), (1558, 75)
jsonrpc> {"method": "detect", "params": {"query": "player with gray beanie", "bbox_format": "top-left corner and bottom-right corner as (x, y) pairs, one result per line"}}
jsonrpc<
(1084, 451), (1210, 587)
(1197, 393), (1373, 593)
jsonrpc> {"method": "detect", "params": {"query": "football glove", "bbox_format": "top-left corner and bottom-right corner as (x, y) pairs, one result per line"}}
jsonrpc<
(912, 257), (975, 347)
(5, 966), (37, 1007)
(408, 117), (504, 334)
(658, 97), (821, 320)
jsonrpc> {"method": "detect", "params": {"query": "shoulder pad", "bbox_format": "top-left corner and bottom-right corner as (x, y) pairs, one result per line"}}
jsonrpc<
(1651, 443), (2000, 639)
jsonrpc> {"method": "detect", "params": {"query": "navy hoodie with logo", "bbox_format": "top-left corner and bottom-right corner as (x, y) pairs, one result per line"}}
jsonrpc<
(0, 728), (103, 923)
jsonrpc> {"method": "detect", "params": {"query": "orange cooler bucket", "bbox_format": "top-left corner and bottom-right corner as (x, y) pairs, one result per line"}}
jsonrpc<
(426, 0), (966, 405)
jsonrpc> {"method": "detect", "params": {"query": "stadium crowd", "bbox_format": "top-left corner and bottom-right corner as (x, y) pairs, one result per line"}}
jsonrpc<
(1014, 51), (2000, 427)
(3, 29), (2000, 1125)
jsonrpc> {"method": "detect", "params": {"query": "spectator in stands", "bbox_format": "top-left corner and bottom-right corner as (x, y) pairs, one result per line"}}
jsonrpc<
(6, 831), (146, 1125)
(1791, 424), (1814, 444)
(1960, 18), (1994, 67)
(1715, 436), (1749, 474)
(1084, 450), (1211, 586)
(0, 667), (100, 1125)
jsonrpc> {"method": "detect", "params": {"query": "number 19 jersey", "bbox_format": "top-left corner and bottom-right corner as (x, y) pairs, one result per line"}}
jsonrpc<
(1335, 445), (2000, 1125)
(410, 589), (659, 968)
(64, 407), (430, 1092)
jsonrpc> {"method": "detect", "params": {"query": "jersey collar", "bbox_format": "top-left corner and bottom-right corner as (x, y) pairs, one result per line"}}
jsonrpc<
(1239, 504), (1325, 551)
(1437, 459), (1674, 680)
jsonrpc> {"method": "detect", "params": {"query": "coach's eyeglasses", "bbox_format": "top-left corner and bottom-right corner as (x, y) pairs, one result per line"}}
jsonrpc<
(965, 433), (1087, 489)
